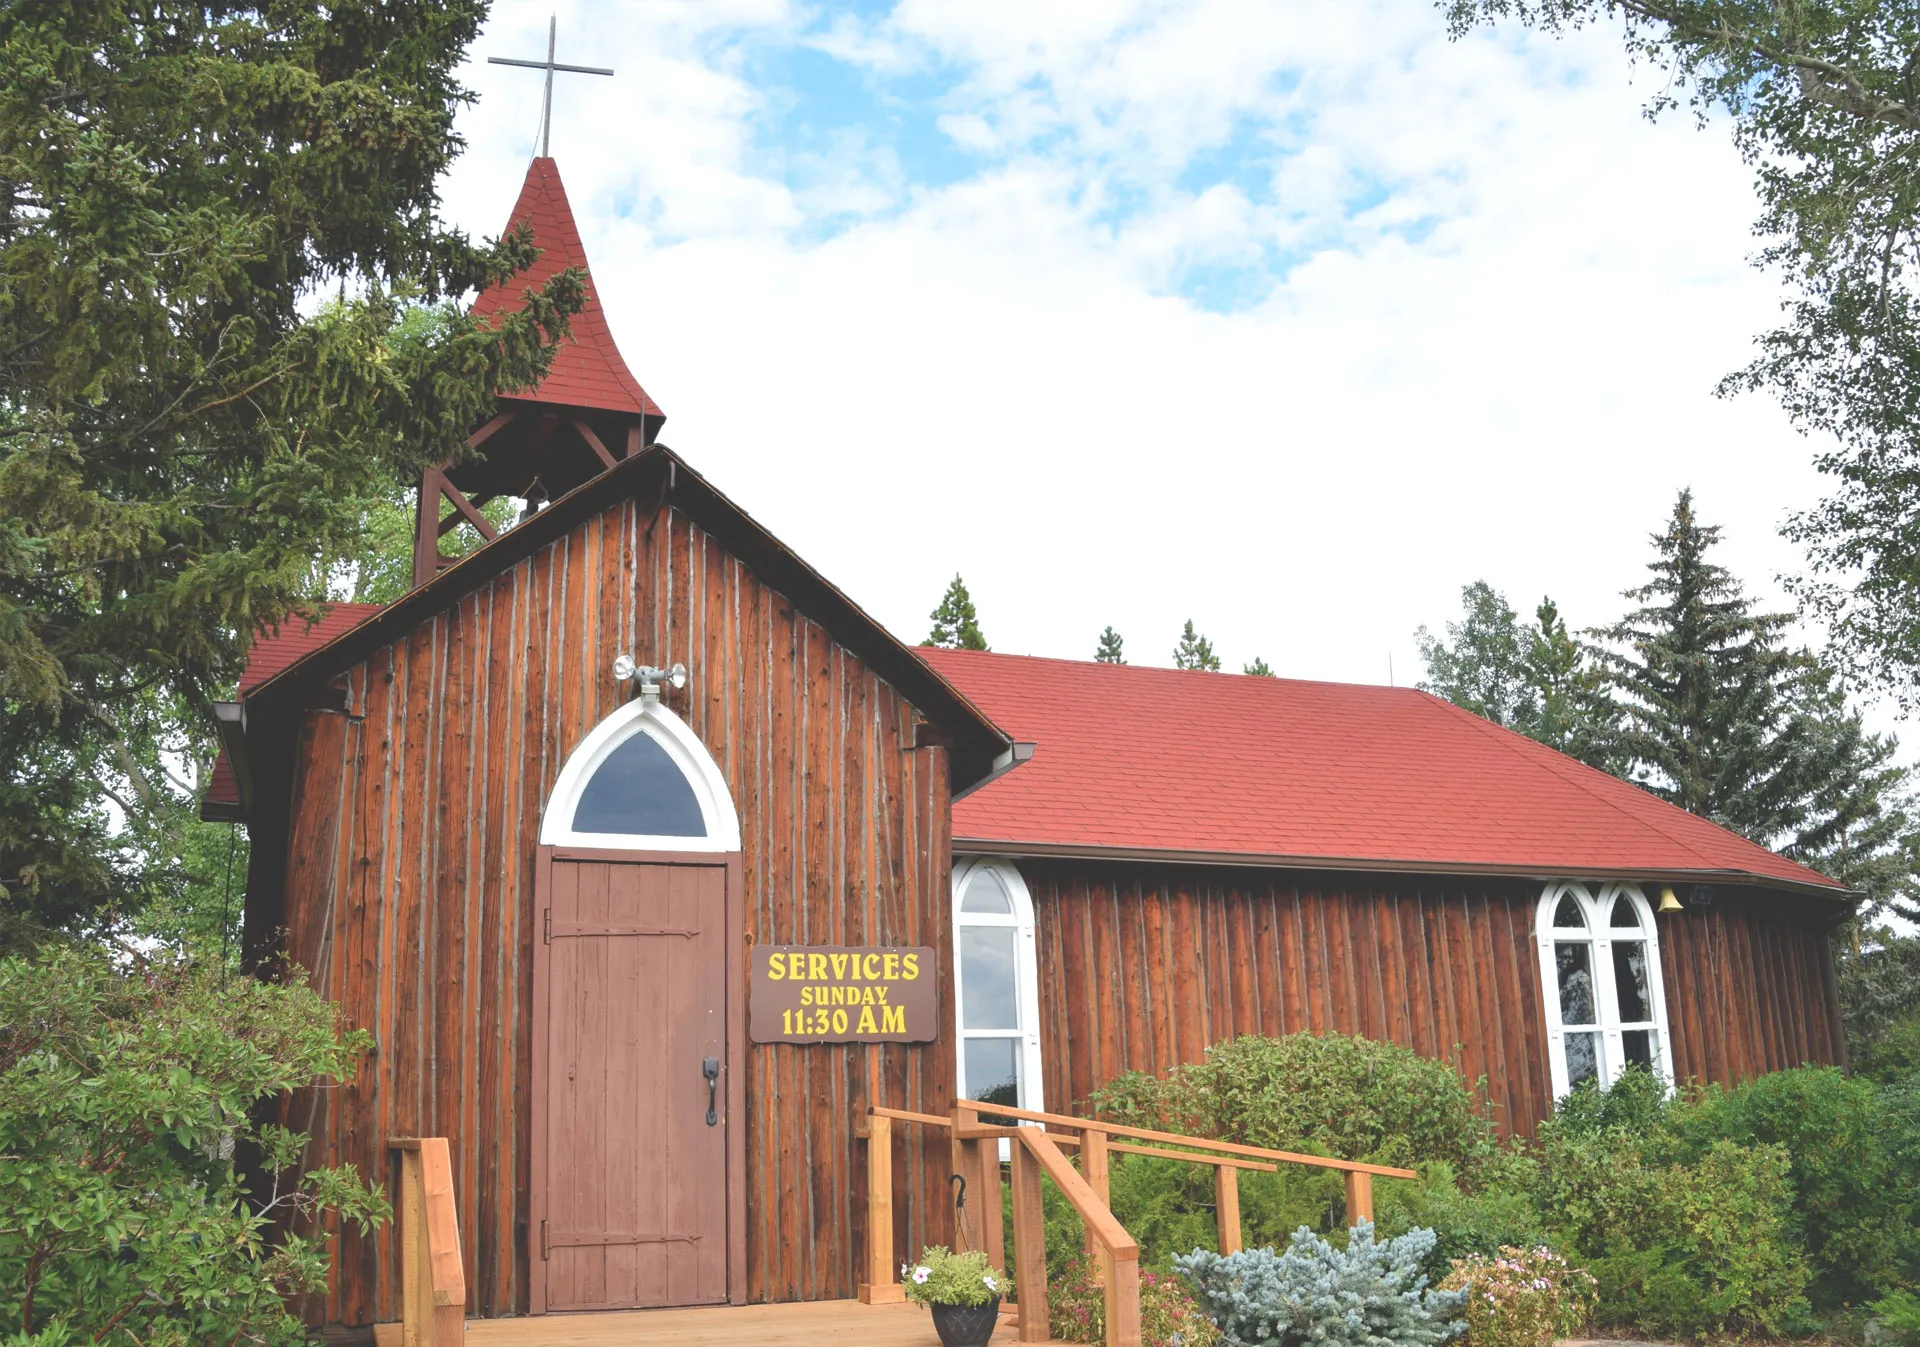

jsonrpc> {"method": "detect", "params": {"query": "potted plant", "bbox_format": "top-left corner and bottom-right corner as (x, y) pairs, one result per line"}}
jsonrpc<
(903, 1245), (1009, 1347)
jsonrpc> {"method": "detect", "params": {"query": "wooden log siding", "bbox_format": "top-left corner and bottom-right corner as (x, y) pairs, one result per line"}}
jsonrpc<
(1018, 861), (1845, 1136)
(277, 497), (957, 1327)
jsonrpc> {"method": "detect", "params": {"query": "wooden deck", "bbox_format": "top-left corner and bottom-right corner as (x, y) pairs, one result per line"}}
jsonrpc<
(458, 1299), (1043, 1345)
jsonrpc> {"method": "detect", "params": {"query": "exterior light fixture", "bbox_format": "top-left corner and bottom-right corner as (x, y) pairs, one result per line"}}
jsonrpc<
(1657, 886), (1683, 914)
(611, 656), (689, 702)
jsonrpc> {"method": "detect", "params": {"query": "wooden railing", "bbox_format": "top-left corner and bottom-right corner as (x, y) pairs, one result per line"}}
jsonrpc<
(858, 1102), (1418, 1347)
(388, 1138), (466, 1347)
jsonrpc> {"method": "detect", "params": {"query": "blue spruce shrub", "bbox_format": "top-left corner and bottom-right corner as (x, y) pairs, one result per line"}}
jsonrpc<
(1174, 1222), (1467, 1347)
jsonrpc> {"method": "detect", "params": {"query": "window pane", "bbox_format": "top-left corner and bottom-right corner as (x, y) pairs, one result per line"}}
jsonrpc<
(1555, 942), (1597, 1025)
(1564, 1032), (1599, 1088)
(1613, 940), (1652, 1023)
(571, 732), (706, 836)
(1610, 895), (1641, 928)
(960, 927), (1019, 1030)
(962, 868), (1013, 914)
(965, 1038), (1020, 1107)
(1621, 1029), (1655, 1072)
(1553, 894), (1586, 929)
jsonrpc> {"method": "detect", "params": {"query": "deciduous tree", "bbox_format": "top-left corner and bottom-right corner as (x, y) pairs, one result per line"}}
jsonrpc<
(1442, 0), (1920, 703)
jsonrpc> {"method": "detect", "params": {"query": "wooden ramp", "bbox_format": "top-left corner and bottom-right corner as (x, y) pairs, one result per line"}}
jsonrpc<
(462, 1299), (1043, 1346)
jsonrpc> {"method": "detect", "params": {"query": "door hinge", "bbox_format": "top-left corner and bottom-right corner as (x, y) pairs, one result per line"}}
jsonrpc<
(543, 908), (550, 944)
(540, 1219), (550, 1260)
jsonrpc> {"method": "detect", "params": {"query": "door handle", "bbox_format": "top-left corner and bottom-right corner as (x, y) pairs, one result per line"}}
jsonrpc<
(703, 1055), (720, 1126)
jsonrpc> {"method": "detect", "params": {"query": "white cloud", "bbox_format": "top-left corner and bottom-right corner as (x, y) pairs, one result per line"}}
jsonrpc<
(438, 0), (1893, 732)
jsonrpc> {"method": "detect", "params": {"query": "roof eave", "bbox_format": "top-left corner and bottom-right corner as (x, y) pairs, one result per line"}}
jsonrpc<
(950, 836), (1856, 903)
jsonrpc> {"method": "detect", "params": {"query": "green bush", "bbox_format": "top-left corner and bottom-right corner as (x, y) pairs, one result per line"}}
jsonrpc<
(1672, 1065), (1920, 1309)
(1872, 1289), (1920, 1347)
(1534, 1112), (1810, 1338)
(1376, 1162), (1547, 1274)
(0, 948), (386, 1345)
(1092, 1033), (1495, 1174)
(1175, 1222), (1467, 1347)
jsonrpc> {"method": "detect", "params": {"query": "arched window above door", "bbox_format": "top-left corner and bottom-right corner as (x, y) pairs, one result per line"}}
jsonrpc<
(540, 697), (741, 851)
(1535, 881), (1672, 1099)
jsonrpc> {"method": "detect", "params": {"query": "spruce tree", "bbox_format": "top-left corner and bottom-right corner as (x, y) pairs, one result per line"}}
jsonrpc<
(1095, 627), (1126, 664)
(1518, 598), (1621, 770)
(0, 1), (584, 946)
(1173, 620), (1222, 671)
(1597, 491), (1917, 916)
(1244, 657), (1275, 677)
(926, 575), (988, 650)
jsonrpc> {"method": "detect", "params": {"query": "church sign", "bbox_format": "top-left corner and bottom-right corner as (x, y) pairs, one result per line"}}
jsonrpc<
(749, 945), (938, 1043)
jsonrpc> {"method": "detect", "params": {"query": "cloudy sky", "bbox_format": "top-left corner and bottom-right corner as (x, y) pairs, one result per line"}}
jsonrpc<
(436, 0), (1841, 697)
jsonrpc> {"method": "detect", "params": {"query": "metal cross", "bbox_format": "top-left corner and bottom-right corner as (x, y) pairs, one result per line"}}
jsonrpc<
(488, 15), (614, 159)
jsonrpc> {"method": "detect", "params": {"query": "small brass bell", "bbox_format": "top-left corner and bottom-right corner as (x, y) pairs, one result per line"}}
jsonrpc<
(1657, 886), (1683, 914)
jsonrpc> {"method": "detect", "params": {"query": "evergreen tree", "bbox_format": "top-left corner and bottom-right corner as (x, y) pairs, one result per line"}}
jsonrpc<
(1596, 491), (1917, 917)
(1520, 598), (1621, 769)
(0, 1), (584, 946)
(1173, 620), (1222, 671)
(1244, 657), (1276, 677)
(926, 575), (988, 650)
(1095, 626), (1126, 664)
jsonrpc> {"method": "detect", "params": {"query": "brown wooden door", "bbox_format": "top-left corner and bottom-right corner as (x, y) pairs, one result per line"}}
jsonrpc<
(536, 857), (728, 1311)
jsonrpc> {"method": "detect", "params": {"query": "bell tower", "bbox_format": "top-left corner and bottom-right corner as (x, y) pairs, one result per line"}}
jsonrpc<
(410, 155), (666, 588)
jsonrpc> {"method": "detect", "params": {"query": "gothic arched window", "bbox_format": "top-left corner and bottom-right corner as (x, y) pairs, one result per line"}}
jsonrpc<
(1535, 881), (1672, 1097)
(952, 859), (1044, 1116)
(540, 698), (740, 851)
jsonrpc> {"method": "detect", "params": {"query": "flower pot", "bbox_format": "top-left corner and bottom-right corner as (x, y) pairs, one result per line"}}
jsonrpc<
(930, 1295), (1003, 1347)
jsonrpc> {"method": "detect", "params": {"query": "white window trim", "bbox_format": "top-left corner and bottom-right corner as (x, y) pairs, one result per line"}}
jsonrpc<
(539, 697), (741, 850)
(951, 857), (1046, 1127)
(1535, 880), (1674, 1099)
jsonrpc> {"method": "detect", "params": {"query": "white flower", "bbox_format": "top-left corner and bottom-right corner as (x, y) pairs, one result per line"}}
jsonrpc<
(913, 1266), (932, 1284)
(984, 1275), (998, 1291)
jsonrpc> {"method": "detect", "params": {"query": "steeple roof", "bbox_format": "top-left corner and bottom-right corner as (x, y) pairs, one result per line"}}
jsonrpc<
(470, 157), (664, 420)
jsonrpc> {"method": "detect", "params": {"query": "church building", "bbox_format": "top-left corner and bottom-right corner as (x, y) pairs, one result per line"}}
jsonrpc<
(203, 155), (1851, 1332)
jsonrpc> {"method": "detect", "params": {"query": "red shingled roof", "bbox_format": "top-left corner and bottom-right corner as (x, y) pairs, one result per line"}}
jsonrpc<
(202, 603), (384, 814)
(470, 157), (664, 419)
(921, 648), (1844, 895)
